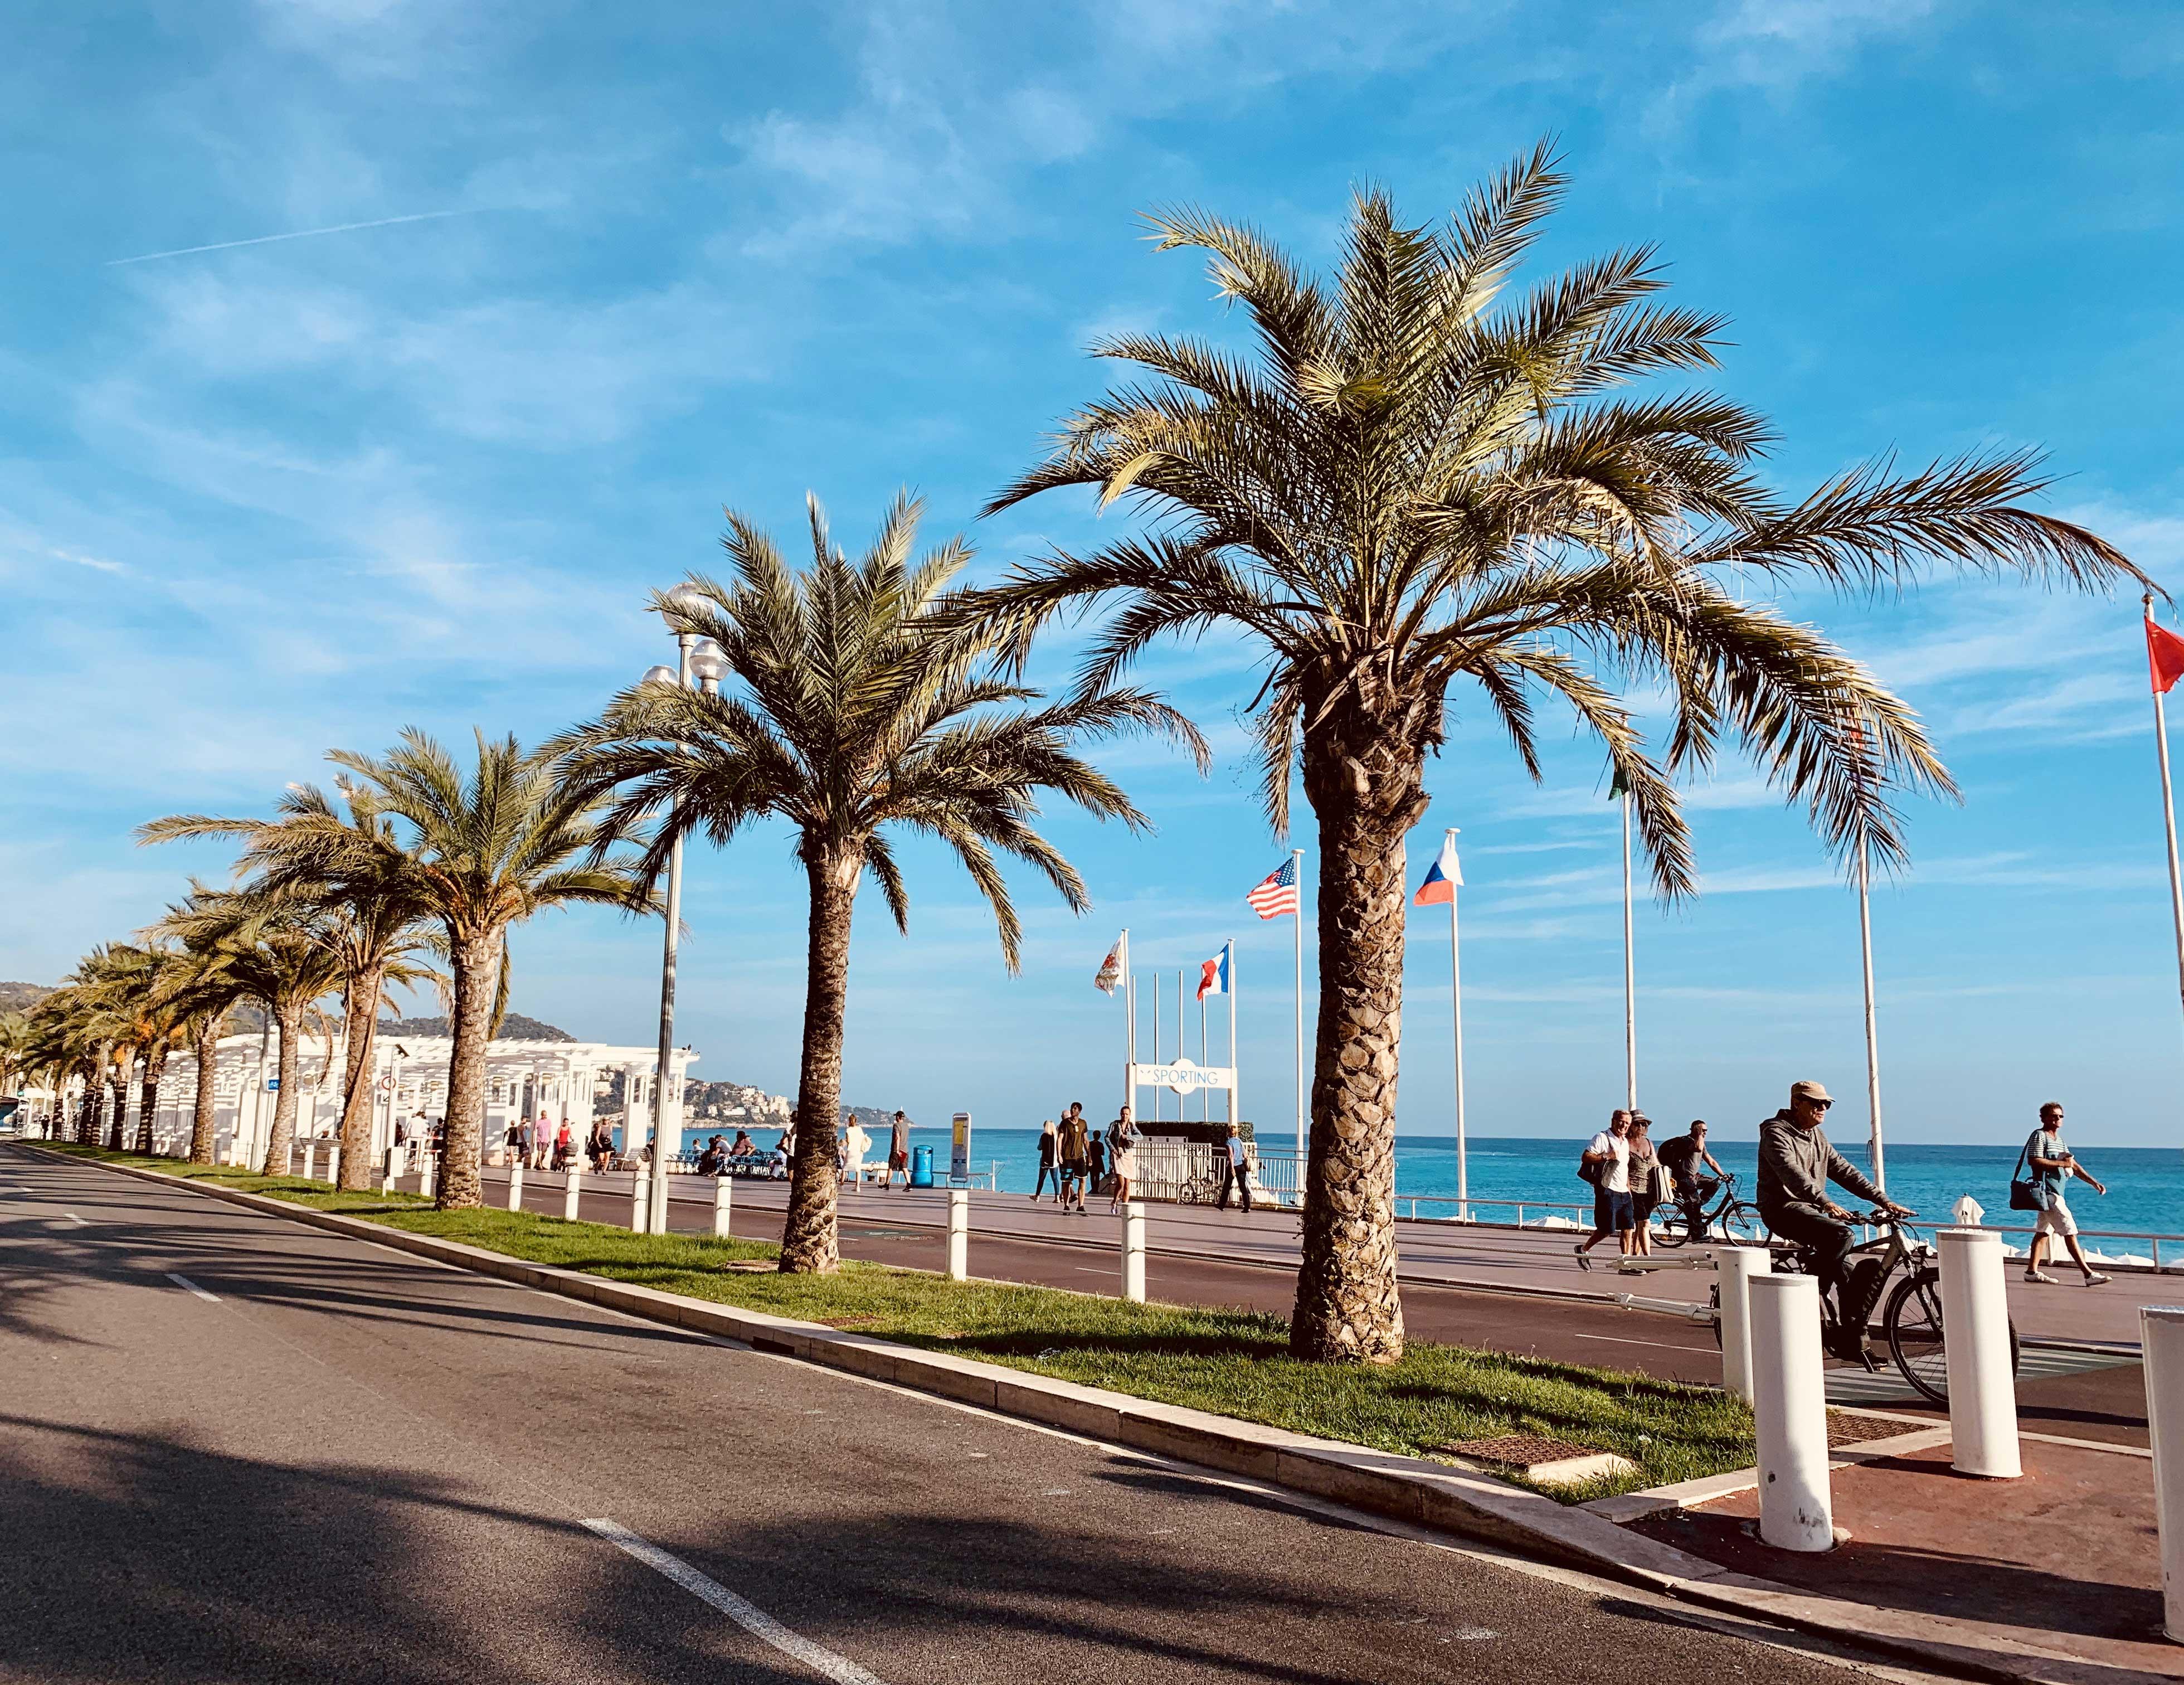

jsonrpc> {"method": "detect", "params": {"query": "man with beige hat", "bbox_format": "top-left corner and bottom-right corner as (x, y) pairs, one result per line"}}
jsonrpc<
(1758, 1079), (1912, 1359)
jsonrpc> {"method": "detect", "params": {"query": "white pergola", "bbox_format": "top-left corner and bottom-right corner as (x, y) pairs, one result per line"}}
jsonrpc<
(114, 1031), (701, 1168)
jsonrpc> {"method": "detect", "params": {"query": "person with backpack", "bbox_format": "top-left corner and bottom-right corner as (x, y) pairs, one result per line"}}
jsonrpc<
(1574, 1110), (1633, 1269)
(2018, 1101), (2112, 1285)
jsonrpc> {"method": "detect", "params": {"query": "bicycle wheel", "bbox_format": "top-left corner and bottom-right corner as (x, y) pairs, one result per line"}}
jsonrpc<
(1653, 1205), (1692, 1250)
(1884, 1265), (2024, 1406)
(1718, 1202), (1769, 1246)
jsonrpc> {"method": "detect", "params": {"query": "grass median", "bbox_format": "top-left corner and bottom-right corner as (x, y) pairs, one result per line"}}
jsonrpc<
(40, 1143), (1755, 1498)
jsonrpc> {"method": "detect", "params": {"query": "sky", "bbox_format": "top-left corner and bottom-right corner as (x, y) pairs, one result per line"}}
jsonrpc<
(4, 1), (2182, 1156)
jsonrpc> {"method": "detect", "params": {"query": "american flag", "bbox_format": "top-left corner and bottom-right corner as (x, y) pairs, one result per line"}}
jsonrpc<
(1246, 857), (1299, 919)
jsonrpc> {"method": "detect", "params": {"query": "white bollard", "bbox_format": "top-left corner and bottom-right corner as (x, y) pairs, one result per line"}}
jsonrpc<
(324, 1145), (339, 1186)
(631, 1171), (650, 1235)
(947, 1189), (968, 1281)
(563, 1166), (582, 1222)
(419, 1155), (435, 1200)
(507, 1164), (524, 1214)
(301, 1142), (318, 1180)
(1123, 1202), (1146, 1303)
(1749, 1273), (1835, 1552)
(2144, 1305), (2184, 1644)
(1716, 1245), (1773, 1403)
(1938, 1228), (2021, 1479)
(713, 1177), (732, 1237)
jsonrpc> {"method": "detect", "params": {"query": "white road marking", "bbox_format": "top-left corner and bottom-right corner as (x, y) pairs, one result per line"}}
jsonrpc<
(1564, 1330), (1715, 1355)
(166, 1273), (218, 1302)
(63, 1212), (88, 1227)
(580, 1518), (885, 1685)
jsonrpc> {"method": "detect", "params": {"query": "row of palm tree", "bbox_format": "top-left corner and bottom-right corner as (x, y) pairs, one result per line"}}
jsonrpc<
(16, 157), (2150, 1362)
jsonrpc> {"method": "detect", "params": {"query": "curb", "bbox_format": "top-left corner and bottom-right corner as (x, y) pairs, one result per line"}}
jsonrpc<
(30, 1145), (2164, 1685)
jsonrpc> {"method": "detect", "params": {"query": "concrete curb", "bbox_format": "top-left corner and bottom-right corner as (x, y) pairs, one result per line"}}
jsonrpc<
(35, 1147), (2167, 1685)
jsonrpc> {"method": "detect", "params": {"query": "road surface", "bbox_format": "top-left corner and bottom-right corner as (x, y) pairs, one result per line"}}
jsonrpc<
(3, 1146), (1894, 1685)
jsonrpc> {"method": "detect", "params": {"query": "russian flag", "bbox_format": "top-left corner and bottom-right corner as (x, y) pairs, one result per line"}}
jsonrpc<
(1196, 941), (1231, 1000)
(1412, 833), (1462, 906)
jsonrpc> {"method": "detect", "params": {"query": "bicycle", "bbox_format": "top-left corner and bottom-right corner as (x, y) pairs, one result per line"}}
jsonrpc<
(1651, 1172), (1766, 1249)
(1707, 1210), (2021, 1406)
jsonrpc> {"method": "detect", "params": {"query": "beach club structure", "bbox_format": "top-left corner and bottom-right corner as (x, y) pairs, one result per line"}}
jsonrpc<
(29, 1031), (701, 1172)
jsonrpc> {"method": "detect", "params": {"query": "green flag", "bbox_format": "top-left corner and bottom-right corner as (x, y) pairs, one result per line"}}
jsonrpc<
(1608, 764), (1630, 800)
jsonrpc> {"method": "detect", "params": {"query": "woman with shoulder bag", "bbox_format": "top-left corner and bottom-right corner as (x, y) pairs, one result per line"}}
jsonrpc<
(1626, 1115), (1662, 1257)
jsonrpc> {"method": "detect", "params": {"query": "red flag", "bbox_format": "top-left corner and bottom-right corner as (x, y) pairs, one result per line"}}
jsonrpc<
(2149, 616), (2184, 696)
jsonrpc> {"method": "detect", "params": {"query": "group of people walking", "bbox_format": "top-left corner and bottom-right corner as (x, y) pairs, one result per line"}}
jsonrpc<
(500, 1114), (581, 1172)
(1032, 1103), (1142, 1213)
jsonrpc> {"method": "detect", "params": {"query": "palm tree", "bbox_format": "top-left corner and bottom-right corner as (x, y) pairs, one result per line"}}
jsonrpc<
(965, 152), (2147, 1363)
(153, 892), (250, 1164)
(552, 493), (1198, 1273)
(159, 894), (346, 1177)
(327, 731), (648, 1209)
(140, 781), (439, 1189)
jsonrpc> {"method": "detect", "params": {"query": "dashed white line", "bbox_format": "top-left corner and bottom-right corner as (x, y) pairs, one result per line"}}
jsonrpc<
(62, 1212), (88, 1227)
(581, 1518), (885, 1685)
(166, 1272), (219, 1302)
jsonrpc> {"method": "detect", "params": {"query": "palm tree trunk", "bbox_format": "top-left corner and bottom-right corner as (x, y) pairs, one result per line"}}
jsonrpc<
(106, 1060), (130, 1152)
(190, 1022), (222, 1164)
(257, 1002), (305, 1177)
(1289, 717), (1426, 1364)
(335, 968), (383, 1191)
(779, 849), (858, 1274)
(438, 931), (501, 1210)
(136, 1044), (167, 1155)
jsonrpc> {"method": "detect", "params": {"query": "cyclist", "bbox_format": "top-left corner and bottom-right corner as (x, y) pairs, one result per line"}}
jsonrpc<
(1757, 1080), (1911, 1359)
(1660, 1119), (1726, 1240)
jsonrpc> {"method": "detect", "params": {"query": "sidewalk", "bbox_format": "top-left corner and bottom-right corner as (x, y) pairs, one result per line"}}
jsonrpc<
(1626, 1427), (2176, 1680)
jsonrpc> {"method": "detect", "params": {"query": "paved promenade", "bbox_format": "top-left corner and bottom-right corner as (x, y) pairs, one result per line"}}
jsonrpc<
(472, 1166), (2184, 1349)
(2, 1146), (1877, 1685)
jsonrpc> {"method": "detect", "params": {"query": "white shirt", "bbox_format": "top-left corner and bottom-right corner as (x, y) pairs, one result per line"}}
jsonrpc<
(1588, 1130), (1630, 1193)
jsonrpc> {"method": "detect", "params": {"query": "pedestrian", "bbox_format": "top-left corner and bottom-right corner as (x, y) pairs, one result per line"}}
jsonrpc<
(1216, 1121), (1253, 1212)
(1107, 1106), (1139, 1212)
(884, 1109), (913, 1189)
(1057, 1104), (1091, 1213)
(696, 1135), (727, 1177)
(1086, 1121), (1110, 1200)
(506, 1118), (526, 1170)
(1658, 1120), (1725, 1241)
(553, 1119), (574, 1171)
(2019, 1102), (2112, 1285)
(1574, 1110), (1634, 1269)
(1755, 1080), (1911, 1360)
(842, 1116), (872, 1189)
(588, 1118), (613, 1173)
(1030, 1120), (1059, 1202)
(1626, 1115), (1663, 1257)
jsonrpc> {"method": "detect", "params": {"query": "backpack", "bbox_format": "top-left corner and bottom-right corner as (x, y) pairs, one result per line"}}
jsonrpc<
(1577, 1148), (1601, 1187)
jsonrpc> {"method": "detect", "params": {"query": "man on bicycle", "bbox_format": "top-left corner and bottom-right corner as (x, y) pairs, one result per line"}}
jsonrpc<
(1758, 1080), (1911, 1359)
(1658, 1119), (1725, 1238)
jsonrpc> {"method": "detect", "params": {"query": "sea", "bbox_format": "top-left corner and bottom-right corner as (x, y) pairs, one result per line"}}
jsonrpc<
(833, 1128), (2183, 1248)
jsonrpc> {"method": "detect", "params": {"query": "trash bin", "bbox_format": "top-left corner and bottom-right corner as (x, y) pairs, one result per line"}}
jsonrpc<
(910, 1144), (935, 1187)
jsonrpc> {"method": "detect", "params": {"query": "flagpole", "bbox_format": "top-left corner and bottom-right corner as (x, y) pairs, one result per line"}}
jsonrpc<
(1621, 790), (1637, 1111)
(1292, 847), (1306, 1164)
(2148, 595), (2184, 1039)
(1199, 979), (1208, 1124)
(1446, 828), (1468, 1222)
(1857, 842), (1885, 1193)
(1227, 939), (1238, 1130)
(1122, 931), (1134, 1118)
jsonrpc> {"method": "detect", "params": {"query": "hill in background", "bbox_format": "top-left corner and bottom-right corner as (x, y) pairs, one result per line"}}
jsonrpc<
(1, 982), (55, 1014)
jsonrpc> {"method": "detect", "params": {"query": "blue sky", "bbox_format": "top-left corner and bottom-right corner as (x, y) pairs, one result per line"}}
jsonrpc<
(5, 1), (2182, 1153)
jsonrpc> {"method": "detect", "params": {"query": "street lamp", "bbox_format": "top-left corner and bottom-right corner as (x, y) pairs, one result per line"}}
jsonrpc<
(639, 588), (715, 1232)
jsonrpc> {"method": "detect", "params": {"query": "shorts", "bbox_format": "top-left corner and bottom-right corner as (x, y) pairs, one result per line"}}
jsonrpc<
(888, 1149), (908, 1170)
(1591, 1188), (1635, 1234)
(2034, 1197), (2076, 1238)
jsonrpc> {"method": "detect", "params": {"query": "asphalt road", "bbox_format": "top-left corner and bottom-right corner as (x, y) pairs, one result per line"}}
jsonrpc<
(0, 1147), (1899, 1685)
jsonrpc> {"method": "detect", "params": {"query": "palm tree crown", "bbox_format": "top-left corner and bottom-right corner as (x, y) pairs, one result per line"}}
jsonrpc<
(966, 150), (2147, 1363)
(553, 492), (1200, 1272)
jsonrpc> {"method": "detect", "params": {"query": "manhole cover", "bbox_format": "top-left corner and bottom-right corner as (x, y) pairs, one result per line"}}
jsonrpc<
(1825, 1409), (1924, 1448)
(1439, 1434), (1600, 1467)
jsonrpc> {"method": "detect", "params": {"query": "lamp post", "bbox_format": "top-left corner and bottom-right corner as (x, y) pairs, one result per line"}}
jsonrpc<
(640, 589), (722, 1235)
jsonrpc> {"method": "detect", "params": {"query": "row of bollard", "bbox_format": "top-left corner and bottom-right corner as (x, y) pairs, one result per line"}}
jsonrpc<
(1719, 1229), (2024, 1552)
(299, 1141), (340, 1184)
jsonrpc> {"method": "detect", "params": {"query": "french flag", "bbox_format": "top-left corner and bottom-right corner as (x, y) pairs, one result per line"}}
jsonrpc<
(1412, 834), (1462, 906)
(1196, 941), (1231, 1000)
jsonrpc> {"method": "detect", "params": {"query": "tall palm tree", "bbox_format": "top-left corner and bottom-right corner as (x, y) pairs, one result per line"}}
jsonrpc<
(159, 894), (346, 1177)
(153, 890), (250, 1164)
(552, 493), (1198, 1273)
(965, 153), (2147, 1363)
(140, 781), (439, 1189)
(327, 731), (648, 1209)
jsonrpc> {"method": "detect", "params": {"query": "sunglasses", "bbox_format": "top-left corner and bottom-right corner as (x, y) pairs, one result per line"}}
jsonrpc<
(1804, 1098), (1833, 1110)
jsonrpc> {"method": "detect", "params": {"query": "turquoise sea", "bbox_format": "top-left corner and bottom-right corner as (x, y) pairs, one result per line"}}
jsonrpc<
(882, 1128), (2184, 1244)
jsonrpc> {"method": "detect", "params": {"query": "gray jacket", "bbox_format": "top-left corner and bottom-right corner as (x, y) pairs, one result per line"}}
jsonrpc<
(1757, 1110), (1883, 1216)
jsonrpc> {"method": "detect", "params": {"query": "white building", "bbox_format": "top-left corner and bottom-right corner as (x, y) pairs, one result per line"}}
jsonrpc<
(103, 1030), (701, 1168)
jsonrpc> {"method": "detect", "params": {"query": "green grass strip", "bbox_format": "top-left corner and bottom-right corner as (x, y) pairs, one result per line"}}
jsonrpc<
(41, 1144), (1757, 1498)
